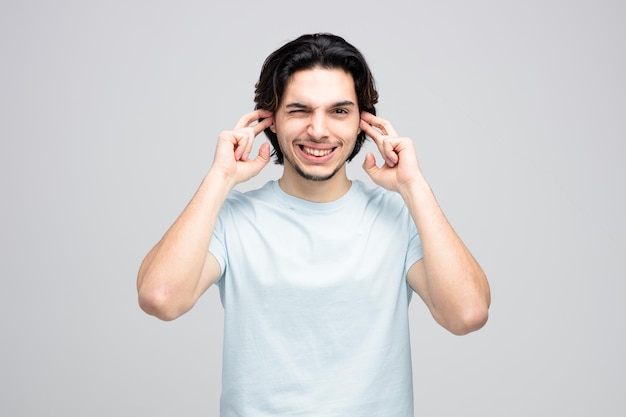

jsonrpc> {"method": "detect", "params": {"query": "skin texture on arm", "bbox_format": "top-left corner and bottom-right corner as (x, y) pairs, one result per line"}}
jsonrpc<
(136, 110), (274, 321)
(360, 112), (491, 335)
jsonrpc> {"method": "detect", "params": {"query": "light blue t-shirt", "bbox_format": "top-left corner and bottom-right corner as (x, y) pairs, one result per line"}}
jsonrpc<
(210, 180), (423, 417)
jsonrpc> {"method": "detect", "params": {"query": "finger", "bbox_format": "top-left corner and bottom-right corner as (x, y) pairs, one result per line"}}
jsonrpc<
(234, 109), (273, 130)
(252, 142), (271, 169)
(382, 140), (399, 167)
(230, 114), (272, 161)
(360, 111), (399, 138)
(360, 119), (383, 143)
(242, 116), (274, 160)
(251, 115), (273, 136)
(362, 152), (381, 181)
(360, 119), (398, 167)
(232, 130), (252, 161)
(238, 142), (271, 181)
(362, 152), (377, 172)
(240, 129), (256, 161)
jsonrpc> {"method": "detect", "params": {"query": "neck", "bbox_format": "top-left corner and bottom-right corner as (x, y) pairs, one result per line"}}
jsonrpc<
(278, 166), (352, 203)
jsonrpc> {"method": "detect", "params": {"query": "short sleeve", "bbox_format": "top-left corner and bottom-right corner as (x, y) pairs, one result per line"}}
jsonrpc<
(405, 213), (424, 272)
(208, 202), (229, 283)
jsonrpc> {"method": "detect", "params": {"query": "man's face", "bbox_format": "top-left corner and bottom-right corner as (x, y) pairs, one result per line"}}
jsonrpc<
(271, 67), (361, 182)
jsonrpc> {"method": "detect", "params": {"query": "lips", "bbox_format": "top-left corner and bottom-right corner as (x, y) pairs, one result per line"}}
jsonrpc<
(301, 145), (334, 157)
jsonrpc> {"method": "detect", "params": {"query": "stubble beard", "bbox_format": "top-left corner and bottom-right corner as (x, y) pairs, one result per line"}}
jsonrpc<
(283, 143), (355, 182)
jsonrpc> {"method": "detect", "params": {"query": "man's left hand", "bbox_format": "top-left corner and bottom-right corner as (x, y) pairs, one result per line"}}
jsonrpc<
(359, 112), (423, 193)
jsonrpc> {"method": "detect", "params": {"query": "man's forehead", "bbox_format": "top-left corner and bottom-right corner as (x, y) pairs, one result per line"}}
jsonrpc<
(282, 68), (357, 106)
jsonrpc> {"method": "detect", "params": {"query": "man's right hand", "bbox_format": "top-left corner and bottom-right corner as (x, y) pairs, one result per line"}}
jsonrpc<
(210, 109), (274, 187)
(137, 109), (274, 321)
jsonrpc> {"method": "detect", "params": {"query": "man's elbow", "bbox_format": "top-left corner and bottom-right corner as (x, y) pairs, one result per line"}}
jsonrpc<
(446, 305), (489, 336)
(138, 286), (189, 321)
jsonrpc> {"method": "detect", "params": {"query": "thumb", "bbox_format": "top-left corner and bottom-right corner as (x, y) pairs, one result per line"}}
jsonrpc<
(362, 152), (380, 179)
(237, 142), (271, 183)
(252, 142), (271, 170)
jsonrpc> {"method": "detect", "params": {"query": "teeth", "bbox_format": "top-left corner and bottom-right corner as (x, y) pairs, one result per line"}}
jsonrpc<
(302, 146), (332, 157)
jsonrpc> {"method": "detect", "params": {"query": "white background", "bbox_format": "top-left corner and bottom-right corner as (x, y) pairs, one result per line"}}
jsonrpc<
(1, 0), (624, 415)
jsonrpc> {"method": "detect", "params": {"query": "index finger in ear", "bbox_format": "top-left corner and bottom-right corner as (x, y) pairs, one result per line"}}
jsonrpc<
(360, 112), (398, 138)
(251, 115), (274, 136)
(359, 119), (382, 143)
(234, 109), (273, 129)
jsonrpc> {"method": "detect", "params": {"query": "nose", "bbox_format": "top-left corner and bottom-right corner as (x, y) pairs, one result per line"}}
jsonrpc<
(307, 111), (329, 139)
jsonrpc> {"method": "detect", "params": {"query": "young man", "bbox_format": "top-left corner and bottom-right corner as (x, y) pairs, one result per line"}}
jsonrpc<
(137, 33), (490, 416)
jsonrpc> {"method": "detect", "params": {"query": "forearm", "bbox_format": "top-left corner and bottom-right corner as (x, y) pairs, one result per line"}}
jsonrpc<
(401, 176), (490, 334)
(137, 170), (233, 320)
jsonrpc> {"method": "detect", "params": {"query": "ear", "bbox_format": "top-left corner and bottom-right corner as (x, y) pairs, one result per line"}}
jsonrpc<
(270, 122), (276, 133)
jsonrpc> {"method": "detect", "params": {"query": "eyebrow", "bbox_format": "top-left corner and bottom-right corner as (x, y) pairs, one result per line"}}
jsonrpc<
(285, 101), (356, 109)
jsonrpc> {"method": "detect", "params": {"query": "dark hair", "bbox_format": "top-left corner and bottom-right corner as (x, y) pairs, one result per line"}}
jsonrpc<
(254, 33), (378, 164)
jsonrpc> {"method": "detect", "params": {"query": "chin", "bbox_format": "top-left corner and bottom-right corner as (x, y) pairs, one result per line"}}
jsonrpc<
(293, 162), (345, 182)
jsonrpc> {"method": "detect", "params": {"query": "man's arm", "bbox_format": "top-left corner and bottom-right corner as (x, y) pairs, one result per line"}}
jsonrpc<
(137, 110), (274, 321)
(360, 112), (490, 335)
(401, 179), (490, 335)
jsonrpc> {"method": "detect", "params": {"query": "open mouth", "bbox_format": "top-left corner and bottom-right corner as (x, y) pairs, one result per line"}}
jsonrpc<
(300, 145), (334, 157)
